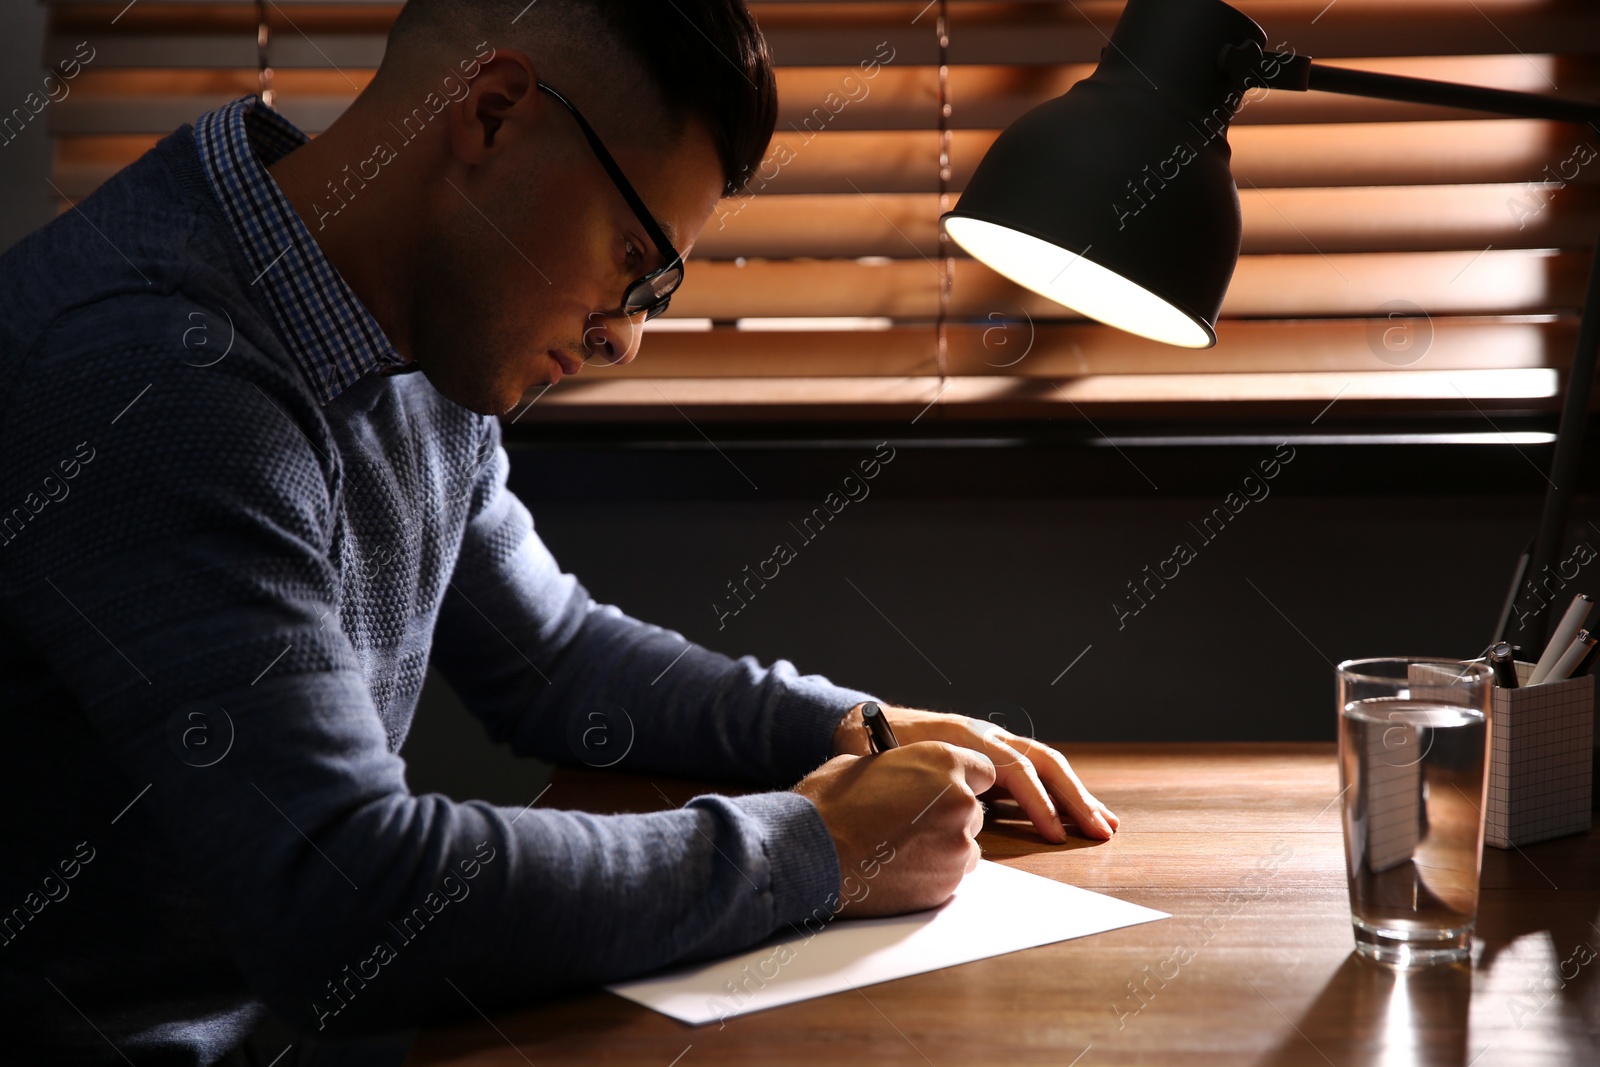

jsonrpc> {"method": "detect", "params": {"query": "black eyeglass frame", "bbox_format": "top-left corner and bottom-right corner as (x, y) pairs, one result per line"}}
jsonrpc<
(536, 81), (684, 321)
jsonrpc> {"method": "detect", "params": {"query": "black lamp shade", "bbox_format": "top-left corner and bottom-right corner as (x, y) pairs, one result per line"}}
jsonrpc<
(941, 0), (1270, 348)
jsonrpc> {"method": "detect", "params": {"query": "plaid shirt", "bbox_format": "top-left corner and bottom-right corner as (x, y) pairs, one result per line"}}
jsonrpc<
(194, 95), (411, 404)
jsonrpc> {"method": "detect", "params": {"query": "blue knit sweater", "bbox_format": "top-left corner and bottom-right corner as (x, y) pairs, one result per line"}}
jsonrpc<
(0, 122), (878, 1063)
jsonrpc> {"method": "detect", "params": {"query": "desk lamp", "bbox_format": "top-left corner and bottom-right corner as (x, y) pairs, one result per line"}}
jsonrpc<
(941, 0), (1600, 648)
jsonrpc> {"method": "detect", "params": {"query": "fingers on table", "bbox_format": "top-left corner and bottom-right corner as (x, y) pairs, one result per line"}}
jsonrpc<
(983, 740), (1068, 843)
(1003, 735), (1119, 839)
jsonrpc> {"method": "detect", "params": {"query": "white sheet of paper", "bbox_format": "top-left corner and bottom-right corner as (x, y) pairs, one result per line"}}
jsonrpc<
(606, 859), (1170, 1026)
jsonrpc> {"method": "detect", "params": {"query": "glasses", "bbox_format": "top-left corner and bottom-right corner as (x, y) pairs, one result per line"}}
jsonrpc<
(536, 81), (684, 322)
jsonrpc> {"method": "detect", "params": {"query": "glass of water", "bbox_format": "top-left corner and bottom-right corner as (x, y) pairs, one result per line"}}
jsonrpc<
(1336, 657), (1492, 966)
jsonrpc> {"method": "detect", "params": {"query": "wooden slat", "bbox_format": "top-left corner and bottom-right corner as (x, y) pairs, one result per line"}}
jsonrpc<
(50, 95), (356, 136)
(661, 250), (1591, 320)
(508, 376), (1575, 422)
(1230, 119), (1600, 188)
(43, 68), (370, 137)
(63, 69), (369, 95)
(513, 368), (1559, 413)
(45, 2), (1600, 70)
(634, 323), (941, 379)
(45, 58), (1600, 134)
(53, 120), (1600, 198)
(942, 1), (1600, 64)
(49, 3), (398, 33)
(45, 35), (379, 72)
(1233, 184), (1600, 254)
(621, 316), (1576, 378)
(912, 59), (1598, 131)
(697, 185), (1600, 259)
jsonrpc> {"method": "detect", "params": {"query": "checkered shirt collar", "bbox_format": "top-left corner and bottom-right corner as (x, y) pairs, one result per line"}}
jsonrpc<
(194, 95), (409, 404)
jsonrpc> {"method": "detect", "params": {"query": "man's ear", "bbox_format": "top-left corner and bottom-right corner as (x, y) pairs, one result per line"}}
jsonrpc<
(447, 48), (536, 166)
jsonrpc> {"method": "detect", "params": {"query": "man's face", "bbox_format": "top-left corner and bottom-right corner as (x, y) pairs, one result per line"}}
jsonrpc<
(410, 86), (722, 416)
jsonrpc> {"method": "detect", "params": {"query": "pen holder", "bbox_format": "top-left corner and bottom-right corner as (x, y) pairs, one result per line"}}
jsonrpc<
(1486, 663), (1593, 848)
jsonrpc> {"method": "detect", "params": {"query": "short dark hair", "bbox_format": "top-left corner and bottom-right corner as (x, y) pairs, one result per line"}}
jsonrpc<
(387, 0), (778, 197)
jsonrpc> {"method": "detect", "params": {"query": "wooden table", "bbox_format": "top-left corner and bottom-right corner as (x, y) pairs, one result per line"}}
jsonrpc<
(406, 743), (1600, 1066)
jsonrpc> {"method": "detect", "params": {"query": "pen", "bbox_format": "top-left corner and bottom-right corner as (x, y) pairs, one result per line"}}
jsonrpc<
(1544, 629), (1597, 684)
(1487, 641), (1519, 688)
(1529, 593), (1593, 685)
(861, 701), (899, 753)
(1578, 638), (1600, 677)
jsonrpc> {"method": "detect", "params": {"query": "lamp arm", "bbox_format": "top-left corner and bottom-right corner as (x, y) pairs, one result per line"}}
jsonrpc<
(1304, 63), (1600, 128)
(1220, 43), (1600, 127)
(1220, 42), (1600, 648)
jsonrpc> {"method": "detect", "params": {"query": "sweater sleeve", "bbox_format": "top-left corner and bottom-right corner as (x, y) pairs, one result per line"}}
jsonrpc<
(429, 414), (885, 787)
(0, 296), (847, 1038)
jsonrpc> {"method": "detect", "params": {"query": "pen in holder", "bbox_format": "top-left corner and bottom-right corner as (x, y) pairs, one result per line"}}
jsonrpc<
(1486, 661), (1593, 848)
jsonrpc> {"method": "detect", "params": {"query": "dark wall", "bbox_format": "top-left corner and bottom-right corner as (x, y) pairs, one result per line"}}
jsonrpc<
(520, 493), (1535, 742)
(403, 423), (1600, 800)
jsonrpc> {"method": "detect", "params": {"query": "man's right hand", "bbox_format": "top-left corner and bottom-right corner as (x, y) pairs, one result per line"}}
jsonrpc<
(792, 741), (996, 919)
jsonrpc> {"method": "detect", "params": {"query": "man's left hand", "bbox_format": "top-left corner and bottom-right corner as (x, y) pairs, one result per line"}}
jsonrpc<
(831, 703), (1119, 844)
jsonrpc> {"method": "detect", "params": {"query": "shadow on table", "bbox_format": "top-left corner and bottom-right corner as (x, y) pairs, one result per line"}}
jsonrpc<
(978, 798), (1111, 853)
(1255, 953), (1474, 1067)
(403, 984), (655, 1066)
(1473, 887), (1600, 1041)
(1475, 827), (1600, 1038)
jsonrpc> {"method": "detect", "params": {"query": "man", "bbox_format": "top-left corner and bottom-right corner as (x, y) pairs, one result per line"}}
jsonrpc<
(0, 0), (1118, 1062)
